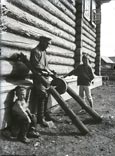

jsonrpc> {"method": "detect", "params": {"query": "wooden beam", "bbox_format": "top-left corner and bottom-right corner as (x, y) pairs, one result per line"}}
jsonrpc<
(6, 2), (75, 42)
(59, 0), (76, 14)
(31, 0), (75, 27)
(82, 41), (96, 52)
(48, 0), (76, 20)
(7, 0), (75, 36)
(1, 46), (74, 59)
(3, 16), (76, 51)
(1, 31), (38, 50)
(82, 47), (96, 58)
(82, 34), (96, 48)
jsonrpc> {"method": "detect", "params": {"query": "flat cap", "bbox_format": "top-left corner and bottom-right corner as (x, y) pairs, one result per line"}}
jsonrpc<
(39, 36), (51, 42)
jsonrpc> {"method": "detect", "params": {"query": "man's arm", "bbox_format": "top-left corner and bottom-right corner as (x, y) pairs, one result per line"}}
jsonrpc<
(63, 66), (80, 78)
(88, 66), (95, 81)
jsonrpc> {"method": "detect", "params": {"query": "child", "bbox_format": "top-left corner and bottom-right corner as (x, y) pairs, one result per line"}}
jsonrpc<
(12, 86), (40, 143)
(64, 54), (94, 112)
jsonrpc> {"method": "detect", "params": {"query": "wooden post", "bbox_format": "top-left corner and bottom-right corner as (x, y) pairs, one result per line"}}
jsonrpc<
(67, 86), (102, 122)
(95, 3), (101, 75)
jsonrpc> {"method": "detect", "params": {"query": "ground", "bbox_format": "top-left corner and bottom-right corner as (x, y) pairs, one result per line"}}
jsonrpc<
(0, 81), (115, 156)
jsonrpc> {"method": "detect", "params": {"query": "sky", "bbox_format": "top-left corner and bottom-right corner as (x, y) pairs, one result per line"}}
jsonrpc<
(101, 0), (115, 57)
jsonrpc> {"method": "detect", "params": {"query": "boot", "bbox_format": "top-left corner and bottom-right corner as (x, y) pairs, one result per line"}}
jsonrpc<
(37, 98), (49, 127)
(17, 119), (30, 144)
(44, 99), (52, 121)
(27, 130), (40, 138)
(37, 118), (49, 127)
(29, 114), (37, 129)
(18, 136), (30, 144)
(43, 95), (56, 122)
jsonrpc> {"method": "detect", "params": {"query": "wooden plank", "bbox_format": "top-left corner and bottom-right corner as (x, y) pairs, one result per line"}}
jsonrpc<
(3, 17), (76, 51)
(7, 0), (75, 36)
(5, 2), (75, 42)
(48, 0), (76, 20)
(31, 0), (75, 27)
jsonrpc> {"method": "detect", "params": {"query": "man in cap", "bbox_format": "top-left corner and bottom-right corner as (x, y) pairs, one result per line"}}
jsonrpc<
(30, 36), (52, 127)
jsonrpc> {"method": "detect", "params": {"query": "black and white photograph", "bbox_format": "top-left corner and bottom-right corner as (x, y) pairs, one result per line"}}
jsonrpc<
(0, 0), (115, 155)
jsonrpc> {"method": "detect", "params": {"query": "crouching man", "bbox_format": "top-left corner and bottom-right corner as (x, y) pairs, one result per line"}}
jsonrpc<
(12, 86), (40, 144)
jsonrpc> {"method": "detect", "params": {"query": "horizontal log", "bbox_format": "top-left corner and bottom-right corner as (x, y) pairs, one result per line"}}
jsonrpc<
(31, 0), (75, 27)
(83, 18), (96, 34)
(59, 0), (76, 14)
(88, 57), (95, 63)
(6, 2), (75, 42)
(0, 60), (29, 77)
(81, 53), (95, 63)
(1, 46), (74, 60)
(1, 47), (30, 59)
(49, 64), (74, 75)
(3, 17), (76, 51)
(0, 59), (74, 77)
(47, 55), (75, 66)
(0, 51), (75, 77)
(1, 31), (38, 49)
(82, 34), (96, 48)
(8, 0), (75, 36)
(82, 41), (96, 52)
(83, 24), (96, 39)
(82, 28), (96, 43)
(82, 47), (96, 58)
(0, 79), (32, 93)
(47, 45), (74, 58)
(48, 0), (76, 20)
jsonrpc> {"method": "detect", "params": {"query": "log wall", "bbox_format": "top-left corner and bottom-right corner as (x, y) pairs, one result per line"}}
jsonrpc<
(0, 0), (99, 129)
(0, 0), (77, 129)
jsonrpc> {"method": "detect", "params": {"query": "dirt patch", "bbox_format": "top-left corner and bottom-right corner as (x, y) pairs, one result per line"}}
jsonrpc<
(0, 81), (115, 156)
